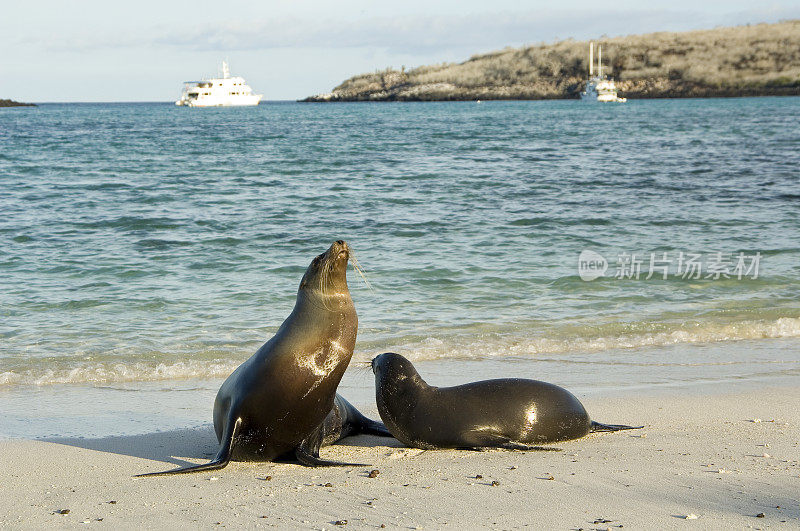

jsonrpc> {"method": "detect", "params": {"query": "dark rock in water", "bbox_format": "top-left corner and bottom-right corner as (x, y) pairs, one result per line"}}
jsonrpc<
(0, 99), (36, 107)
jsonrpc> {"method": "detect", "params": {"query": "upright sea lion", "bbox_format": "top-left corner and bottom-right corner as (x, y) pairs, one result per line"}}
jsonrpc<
(371, 352), (640, 450)
(138, 240), (387, 476)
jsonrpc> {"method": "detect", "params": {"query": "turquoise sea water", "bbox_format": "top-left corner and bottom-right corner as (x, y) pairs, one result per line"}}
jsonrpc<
(1, 98), (799, 437)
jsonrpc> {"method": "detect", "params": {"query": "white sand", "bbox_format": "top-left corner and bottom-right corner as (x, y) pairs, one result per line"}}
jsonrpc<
(2, 385), (798, 529)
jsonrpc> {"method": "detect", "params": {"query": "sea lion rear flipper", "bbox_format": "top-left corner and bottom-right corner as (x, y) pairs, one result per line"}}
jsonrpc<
(134, 417), (242, 477)
(294, 446), (369, 467)
(336, 394), (394, 439)
(344, 407), (393, 439)
(295, 426), (369, 467)
(590, 421), (644, 432)
(361, 419), (393, 438)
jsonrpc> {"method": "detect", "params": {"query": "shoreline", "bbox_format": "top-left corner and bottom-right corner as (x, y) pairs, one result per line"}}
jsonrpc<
(2, 335), (798, 440)
(2, 380), (798, 528)
(2, 336), (799, 441)
(301, 86), (800, 102)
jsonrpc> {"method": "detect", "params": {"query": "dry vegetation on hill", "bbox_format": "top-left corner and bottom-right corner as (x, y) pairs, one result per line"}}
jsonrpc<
(304, 21), (800, 101)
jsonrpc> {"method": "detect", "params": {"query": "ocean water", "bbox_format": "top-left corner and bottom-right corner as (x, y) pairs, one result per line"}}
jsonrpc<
(1, 98), (799, 438)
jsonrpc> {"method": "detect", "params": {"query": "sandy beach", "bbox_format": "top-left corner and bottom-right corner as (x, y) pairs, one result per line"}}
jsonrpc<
(2, 384), (797, 529)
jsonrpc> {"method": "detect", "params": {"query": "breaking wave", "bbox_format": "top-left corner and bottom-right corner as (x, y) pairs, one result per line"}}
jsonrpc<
(3, 317), (799, 387)
(355, 316), (800, 363)
(0, 360), (240, 387)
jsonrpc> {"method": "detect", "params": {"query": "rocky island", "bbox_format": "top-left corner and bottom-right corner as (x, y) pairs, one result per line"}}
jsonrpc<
(0, 99), (36, 107)
(303, 21), (800, 101)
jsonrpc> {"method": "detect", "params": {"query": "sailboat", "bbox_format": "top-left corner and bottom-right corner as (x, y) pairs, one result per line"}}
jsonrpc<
(581, 42), (627, 103)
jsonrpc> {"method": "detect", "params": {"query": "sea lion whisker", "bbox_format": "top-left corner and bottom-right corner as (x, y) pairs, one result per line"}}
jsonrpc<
(319, 258), (333, 311)
(350, 369), (368, 379)
(348, 252), (374, 293)
(351, 363), (373, 376)
(319, 260), (328, 308)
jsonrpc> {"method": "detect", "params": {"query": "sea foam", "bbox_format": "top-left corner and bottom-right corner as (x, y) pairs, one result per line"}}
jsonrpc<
(3, 317), (799, 386)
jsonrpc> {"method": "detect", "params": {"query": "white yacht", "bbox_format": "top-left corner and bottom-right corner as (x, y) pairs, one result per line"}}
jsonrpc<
(175, 62), (262, 107)
(581, 42), (627, 103)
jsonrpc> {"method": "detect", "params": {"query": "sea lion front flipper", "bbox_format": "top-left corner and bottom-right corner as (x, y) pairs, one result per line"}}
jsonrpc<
(496, 442), (562, 452)
(295, 426), (369, 467)
(134, 417), (242, 477)
(590, 421), (644, 432)
(462, 443), (562, 452)
(460, 431), (562, 452)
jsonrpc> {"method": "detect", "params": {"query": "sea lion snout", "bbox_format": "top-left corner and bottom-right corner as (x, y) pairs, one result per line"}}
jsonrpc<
(331, 240), (349, 260)
(371, 353), (391, 375)
(298, 241), (353, 297)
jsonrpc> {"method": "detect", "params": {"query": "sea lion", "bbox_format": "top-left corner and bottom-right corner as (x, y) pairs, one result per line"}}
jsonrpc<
(371, 352), (640, 450)
(138, 240), (387, 476)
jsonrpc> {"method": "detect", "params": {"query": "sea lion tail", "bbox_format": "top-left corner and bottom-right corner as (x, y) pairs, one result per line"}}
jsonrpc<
(590, 421), (644, 433)
(134, 417), (242, 477)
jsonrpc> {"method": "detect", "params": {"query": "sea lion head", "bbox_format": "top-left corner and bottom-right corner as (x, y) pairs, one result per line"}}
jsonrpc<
(298, 240), (352, 307)
(371, 352), (426, 395)
(371, 353), (428, 438)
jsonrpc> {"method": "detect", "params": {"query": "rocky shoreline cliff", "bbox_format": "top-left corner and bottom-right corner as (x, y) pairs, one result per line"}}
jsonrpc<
(0, 99), (36, 107)
(303, 21), (800, 102)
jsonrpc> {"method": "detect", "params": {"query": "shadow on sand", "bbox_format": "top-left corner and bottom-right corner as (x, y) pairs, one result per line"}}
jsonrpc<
(44, 426), (220, 470)
(43, 426), (402, 471)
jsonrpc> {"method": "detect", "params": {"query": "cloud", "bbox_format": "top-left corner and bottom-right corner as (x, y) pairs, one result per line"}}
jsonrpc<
(152, 11), (701, 51)
(36, 8), (800, 54)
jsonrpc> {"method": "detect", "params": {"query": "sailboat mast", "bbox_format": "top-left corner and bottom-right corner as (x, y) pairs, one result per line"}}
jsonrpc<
(598, 45), (603, 78)
(589, 42), (594, 78)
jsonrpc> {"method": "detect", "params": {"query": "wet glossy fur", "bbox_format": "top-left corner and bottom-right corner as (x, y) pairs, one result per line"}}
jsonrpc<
(372, 352), (639, 450)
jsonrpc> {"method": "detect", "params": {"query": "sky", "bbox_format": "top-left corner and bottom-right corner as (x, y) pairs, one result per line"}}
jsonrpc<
(1, 1), (798, 102)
